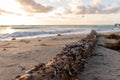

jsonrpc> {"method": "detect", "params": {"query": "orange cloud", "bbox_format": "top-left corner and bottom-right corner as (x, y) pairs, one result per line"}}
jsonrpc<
(17, 0), (53, 13)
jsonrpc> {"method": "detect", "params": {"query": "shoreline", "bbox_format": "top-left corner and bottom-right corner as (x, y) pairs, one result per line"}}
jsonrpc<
(0, 30), (120, 42)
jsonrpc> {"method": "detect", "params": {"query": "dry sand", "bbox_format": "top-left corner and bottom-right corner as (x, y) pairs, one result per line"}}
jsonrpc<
(78, 36), (120, 80)
(0, 34), (86, 80)
(0, 33), (120, 80)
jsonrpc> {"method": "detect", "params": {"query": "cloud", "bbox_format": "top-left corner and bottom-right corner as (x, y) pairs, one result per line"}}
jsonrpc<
(17, 0), (53, 13)
(61, 0), (120, 14)
(50, 0), (60, 2)
(90, 0), (101, 7)
(99, 5), (120, 14)
(0, 8), (21, 15)
(0, 9), (6, 15)
(54, 7), (72, 15)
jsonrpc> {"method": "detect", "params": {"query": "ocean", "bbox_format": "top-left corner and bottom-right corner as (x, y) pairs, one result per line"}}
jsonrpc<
(0, 25), (120, 41)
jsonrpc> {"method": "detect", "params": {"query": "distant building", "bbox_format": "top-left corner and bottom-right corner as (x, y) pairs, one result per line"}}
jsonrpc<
(115, 24), (120, 27)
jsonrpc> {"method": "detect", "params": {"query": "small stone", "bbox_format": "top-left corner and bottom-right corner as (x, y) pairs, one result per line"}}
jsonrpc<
(57, 34), (61, 36)
(38, 40), (41, 41)
(3, 48), (6, 51)
(12, 37), (16, 40)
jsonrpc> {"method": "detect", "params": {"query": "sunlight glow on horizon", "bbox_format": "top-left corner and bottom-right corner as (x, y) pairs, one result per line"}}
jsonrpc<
(0, 0), (119, 25)
(0, 27), (15, 34)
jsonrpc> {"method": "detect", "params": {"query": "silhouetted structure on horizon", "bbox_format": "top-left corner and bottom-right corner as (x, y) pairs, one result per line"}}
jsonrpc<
(115, 24), (120, 27)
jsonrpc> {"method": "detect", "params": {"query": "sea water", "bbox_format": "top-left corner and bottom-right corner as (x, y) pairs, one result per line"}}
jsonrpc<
(0, 25), (120, 41)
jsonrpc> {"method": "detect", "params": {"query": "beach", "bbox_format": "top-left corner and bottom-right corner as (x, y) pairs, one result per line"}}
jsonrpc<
(0, 32), (120, 80)
(0, 0), (119, 79)
(0, 34), (86, 80)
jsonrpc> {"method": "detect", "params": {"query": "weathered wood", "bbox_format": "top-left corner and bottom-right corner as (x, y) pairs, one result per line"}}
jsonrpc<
(103, 33), (120, 50)
(105, 39), (120, 50)
(104, 33), (120, 40)
(13, 30), (98, 80)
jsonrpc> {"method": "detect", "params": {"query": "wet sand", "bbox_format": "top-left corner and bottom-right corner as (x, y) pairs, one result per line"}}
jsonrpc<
(0, 32), (120, 80)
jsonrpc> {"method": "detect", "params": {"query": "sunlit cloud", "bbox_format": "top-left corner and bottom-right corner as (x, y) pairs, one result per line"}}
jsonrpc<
(52, 7), (72, 15)
(0, 0), (119, 25)
(17, 0), (54, 13)
(0, 0), (28, 16)
(50, 0), (60, 2)
(0, 9), (8, 15)
(58, 0), (120, 14)
(90, 0), (101, 7)
(99, 5), (120, 14)
(0, 9), (21, 16)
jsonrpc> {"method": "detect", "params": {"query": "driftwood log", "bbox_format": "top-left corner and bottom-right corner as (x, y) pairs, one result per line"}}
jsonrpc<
(104, 33), (120, 40)
(13, 30), (98, 80)
(103, 33), (120, 50)
(105, 39), (120, 50)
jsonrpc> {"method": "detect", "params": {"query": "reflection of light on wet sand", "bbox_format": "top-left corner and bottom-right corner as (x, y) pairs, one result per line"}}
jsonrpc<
(0, 27), (15, 34)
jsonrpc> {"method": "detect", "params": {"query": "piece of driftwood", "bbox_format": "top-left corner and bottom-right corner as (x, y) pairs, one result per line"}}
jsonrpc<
(105, 39), (120, 50)
(103, 33), (120, 50)
(13, 30), (98, 80)
(104, 33), (120, 40)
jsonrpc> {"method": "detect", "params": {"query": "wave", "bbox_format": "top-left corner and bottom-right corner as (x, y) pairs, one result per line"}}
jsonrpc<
(0, 30), (75, 40)
(0, 25), (120, 40)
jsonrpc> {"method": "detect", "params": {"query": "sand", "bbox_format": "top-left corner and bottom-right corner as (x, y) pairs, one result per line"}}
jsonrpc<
(0, 34), (86, 80)
(0, 33), (120, 80)
(78, 36), (120, 80)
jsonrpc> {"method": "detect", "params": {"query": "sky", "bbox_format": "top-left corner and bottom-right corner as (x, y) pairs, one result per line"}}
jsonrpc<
(0, 0), (120, 25)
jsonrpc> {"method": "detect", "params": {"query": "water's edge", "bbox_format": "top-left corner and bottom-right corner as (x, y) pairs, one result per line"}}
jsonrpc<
(0, 25), (120, 41)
